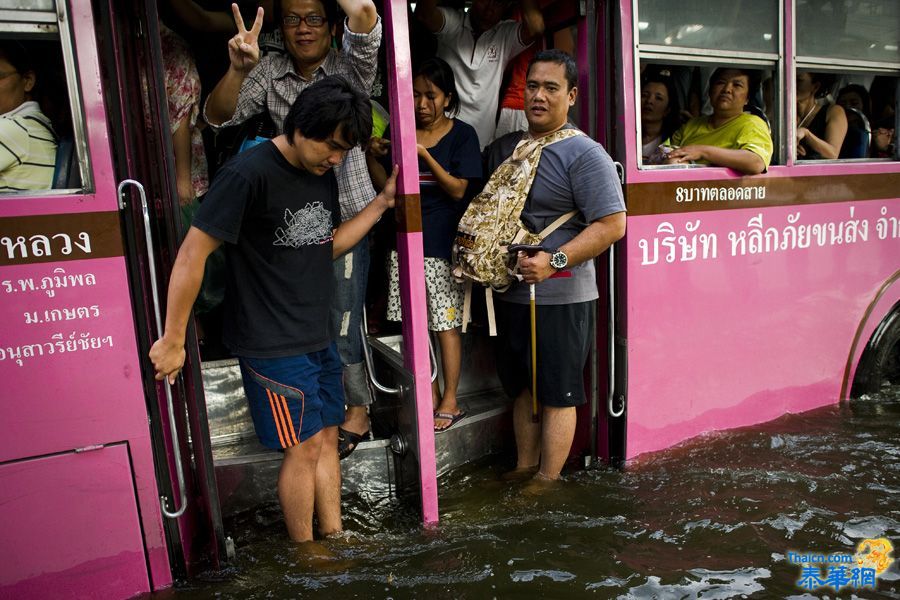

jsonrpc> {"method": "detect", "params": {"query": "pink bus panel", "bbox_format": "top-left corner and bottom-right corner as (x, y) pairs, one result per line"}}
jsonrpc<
(0, 444), (149, 599)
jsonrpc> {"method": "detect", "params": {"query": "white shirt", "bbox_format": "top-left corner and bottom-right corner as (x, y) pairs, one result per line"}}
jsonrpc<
(436, 8), (528, 149)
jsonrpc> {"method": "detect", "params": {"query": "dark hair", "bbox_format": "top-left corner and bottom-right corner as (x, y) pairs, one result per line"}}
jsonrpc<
(527, 49), (578, 90)
(274, 0), (339, 27)
(710, 67), (761, 100)
(837, 84), (872, 118)
(641, 70), (682, 141)
(283, 75), (372, 147)
(0, 41), (35, 75)
(807, 72), (837, 99)
(413, 57), (460, 117)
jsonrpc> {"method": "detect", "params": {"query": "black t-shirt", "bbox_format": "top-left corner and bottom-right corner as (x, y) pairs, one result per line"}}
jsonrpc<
(193, 141), (341, 358)
(419, 119), (482, 259)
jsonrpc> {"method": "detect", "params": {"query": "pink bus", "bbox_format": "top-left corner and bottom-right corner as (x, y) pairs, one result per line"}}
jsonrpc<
(0, 0), (897, 598)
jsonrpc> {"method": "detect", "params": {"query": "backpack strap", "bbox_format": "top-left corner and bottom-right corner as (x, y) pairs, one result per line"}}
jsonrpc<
(461, 281), (472, 334)
(485, 287), (497, 336)
(537, 209), (578, 239)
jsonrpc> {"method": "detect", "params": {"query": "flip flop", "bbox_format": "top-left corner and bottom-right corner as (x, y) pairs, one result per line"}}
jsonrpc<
(434, 411), (466, 432)
(337, 427), (369, 460)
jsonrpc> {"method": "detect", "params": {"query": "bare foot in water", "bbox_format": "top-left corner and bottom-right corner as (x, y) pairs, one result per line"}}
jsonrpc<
(501, 465), (539, 481)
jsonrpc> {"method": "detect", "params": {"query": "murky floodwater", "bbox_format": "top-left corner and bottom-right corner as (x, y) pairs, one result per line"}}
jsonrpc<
(156, 387), (900, 599)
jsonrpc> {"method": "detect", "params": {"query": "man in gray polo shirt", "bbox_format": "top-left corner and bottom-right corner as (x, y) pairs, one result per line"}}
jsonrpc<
(416, 0), (544, 149)
(492, 50), (626, 482)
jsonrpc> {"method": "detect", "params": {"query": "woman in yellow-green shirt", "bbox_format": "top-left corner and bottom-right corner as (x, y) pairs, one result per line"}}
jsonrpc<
(663, 68), (772, 175)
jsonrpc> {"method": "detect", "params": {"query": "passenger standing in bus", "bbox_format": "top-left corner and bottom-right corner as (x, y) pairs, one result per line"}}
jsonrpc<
(491, 50), (625, 481)
(662, 68), (772, 175)
(150, 77), (398, 542)
(201, 1), (382, 460)
(0, 41), (57, 192)
(796, 71), (847, 160)
(415, 0), (545, 149)
(160, 23), (210, 220)
(377, 57), (481, 432)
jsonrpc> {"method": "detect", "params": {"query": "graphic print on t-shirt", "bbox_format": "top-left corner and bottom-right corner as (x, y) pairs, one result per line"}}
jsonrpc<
(273, 202), (334, 248)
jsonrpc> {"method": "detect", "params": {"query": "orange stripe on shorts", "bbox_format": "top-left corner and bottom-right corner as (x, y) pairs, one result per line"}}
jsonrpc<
(279, 394), (300, 445)
(266, 388), (288, 448)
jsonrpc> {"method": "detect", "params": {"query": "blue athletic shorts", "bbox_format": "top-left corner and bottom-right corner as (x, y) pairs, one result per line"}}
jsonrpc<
(238, 344), (345, 449)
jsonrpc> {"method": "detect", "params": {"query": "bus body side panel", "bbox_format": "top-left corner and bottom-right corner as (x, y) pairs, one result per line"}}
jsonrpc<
(623, 196), (900, 459)
(0, 1), (171, 595)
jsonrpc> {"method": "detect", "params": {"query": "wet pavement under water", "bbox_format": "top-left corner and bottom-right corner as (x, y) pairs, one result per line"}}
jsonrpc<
(155, 386), (900, 599)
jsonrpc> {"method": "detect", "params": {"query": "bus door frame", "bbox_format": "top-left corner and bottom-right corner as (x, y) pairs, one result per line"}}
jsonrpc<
(383, 0), (439, 525)
(95, 0), (226, 574)
(0, 0), (175, 593)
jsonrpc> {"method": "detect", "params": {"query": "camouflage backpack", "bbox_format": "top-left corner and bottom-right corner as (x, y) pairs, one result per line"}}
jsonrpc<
(451, 128), (583, 333)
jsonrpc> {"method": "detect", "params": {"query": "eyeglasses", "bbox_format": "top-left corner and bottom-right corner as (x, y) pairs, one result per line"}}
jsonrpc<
(282, 14), (326, 28)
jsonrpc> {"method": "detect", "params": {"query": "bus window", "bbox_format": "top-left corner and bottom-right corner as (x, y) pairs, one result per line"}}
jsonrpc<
(0, 2), (86, 194)
(795, 0), (899, 163)
(638, 62), (777, 172)
(635, 0), (781, 170)
(636, 0), (778, 55)
(797, 0), (900, 64)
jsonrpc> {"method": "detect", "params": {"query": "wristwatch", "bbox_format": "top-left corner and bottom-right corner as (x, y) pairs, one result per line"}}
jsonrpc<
(549, 249), (568, 271)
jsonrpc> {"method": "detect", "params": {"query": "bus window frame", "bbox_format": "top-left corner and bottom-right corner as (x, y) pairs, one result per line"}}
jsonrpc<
(792, 2), (900, 167)
(632, 0), (785, 174)
(0, 0), (93, 198)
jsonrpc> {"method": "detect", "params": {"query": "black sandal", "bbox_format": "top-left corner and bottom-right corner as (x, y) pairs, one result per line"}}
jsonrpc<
(338, 427), (369, 460)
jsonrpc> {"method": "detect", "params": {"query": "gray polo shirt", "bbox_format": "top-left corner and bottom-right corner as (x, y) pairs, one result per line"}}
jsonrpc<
(499, 127), (625, 305)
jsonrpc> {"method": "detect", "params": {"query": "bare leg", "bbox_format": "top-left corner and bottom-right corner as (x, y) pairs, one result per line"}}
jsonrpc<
(314, 425), (343, 536)
(537, 405), (577, 480)
(434, 327), (462, 429)
(339, 362), (371, 435)
(513, 388), (540, 469)
(278, 432), (323, 542)
(341, 405), (369, 436)
(431, 377), (442, 412)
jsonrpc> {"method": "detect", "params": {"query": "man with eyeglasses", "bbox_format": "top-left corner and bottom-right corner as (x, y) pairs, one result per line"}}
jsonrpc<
(205, 0), (381, 464)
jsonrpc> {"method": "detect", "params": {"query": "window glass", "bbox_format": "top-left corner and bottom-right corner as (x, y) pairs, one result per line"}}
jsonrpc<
(797, 0), (900, 64)
(0, 5), (84, 194)
(639, 62), (779, 170)
(637, 0), (778, 54)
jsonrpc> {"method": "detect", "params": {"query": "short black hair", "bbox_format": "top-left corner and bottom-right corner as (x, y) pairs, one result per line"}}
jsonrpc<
(413, 57), (460, 117)
(710, 67), (761, 100)
(273, 0), (339, 27)
(283, 75), (372, 147)
(0, 41), (35, 74)
(527, 49), (578, 90)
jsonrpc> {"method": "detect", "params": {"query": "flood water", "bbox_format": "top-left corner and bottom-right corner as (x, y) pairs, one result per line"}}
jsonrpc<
(157, 387), (900, 599)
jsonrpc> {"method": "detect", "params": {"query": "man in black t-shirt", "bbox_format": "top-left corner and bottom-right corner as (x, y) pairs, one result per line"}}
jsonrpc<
(150, 76), (398, 542)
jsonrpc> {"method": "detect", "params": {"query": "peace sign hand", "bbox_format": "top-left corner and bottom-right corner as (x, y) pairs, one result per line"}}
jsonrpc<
(227, 3), (264, 74)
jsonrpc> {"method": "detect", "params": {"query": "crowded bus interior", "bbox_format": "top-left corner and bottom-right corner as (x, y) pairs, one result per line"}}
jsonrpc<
(0, 0), (898, 594)
(1, 0), (898, 508)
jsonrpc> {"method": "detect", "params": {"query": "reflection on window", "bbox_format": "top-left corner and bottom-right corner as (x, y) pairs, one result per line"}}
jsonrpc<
(638, 0), (778, 54)
(797, 0), (900, 64)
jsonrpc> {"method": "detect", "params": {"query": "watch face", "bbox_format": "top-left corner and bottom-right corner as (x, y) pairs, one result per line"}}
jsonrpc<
(551, 251), (567, 269)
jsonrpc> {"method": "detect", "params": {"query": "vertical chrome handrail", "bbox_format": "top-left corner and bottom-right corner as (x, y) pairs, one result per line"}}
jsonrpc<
(608, 162), (625, 419)
(119, 179), (188, 519)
